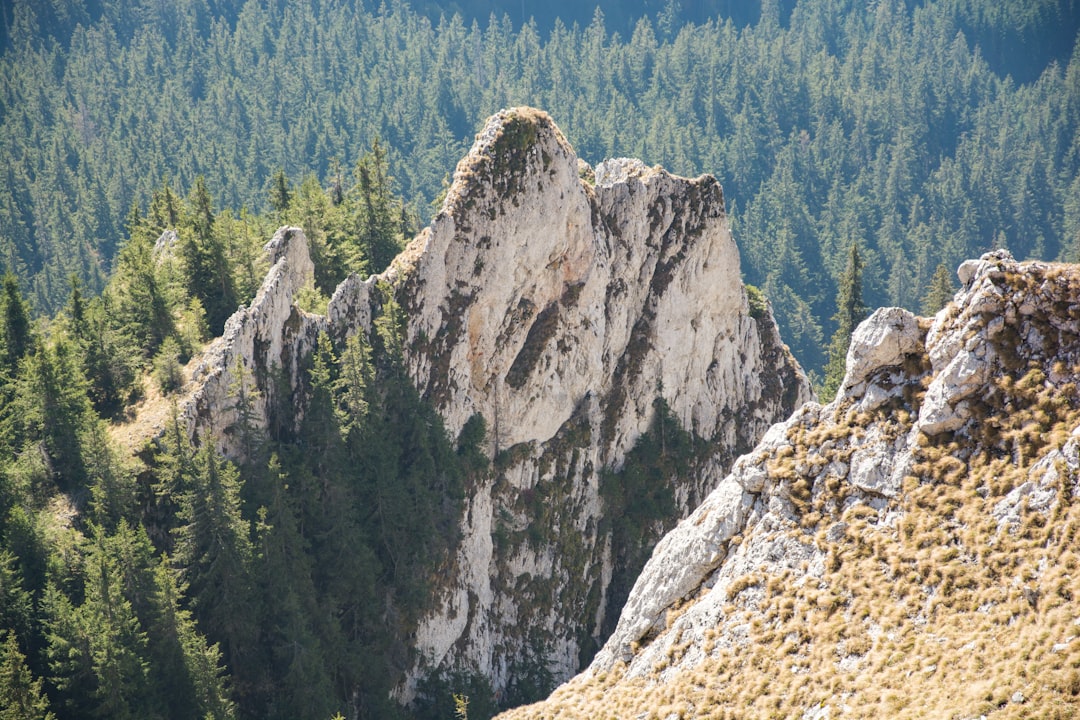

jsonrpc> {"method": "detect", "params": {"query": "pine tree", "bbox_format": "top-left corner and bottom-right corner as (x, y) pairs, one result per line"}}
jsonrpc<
(286, 173), (341, 294)
(146, 562), (235, 720)
(350, 142), (405, 274)
(0, 551), (33, 659)
(921, 262), (956, 315)
(79, 529), (151, 720)
(110, 219), (174, 359)
(820, 243), (868, 402)
(251, 456), (336, 720)
(268, 170), (292, 218)
(1, 274), (32, 374)
(14, 339), (93, 488)
(333, 331), (372, 442)
(0, 631), (54, 720)
(172, 441), (255, 670)
(44, 527), (151, 720)
(84, 420), (135, 530)
(182, 177), (237, 336)
(227, 358), (263, 462)
(68, 288), (139, 418)
(148, 181), (181, 231)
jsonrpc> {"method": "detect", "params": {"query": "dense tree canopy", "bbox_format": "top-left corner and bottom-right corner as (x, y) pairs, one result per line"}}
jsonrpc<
(0, 0), (1078, 381)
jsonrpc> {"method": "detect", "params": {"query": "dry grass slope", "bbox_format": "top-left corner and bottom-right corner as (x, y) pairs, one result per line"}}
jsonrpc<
(501, 261), (1080, 719)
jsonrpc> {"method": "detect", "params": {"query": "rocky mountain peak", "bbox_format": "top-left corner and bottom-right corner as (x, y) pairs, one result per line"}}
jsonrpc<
(386, 107), (800, 466)
(148, 107), (812, 707)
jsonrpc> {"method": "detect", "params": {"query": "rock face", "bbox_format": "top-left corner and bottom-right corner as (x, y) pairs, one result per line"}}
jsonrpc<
(382, 109), (810, 700)
(170, 107), (811, 705)
(503, 251), (1080, 719)
(182, 226), (325, 455)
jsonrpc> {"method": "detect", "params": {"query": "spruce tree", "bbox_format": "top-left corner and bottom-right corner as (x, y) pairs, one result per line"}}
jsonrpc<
(43, 528), (151, 720)
(268, 170), (292, 217)
(1, 275), (32, 374)
(146, 562), (235, 720)
(921, 262), (956, 315)
(0, 552), (33, 657)
(0, 631), (54, 720)
(172, 441), (255, 672)
(333, 331), (372, 442)
(182, 177), (237, 336)
(351, 142), (405, 274)
(821, 243), (868, 402)
(251, 456), (336, 720)
(148, 181), (181, 231)
(79, 529), (151, 720)
(110, 220), (174, 359)
(68, 287), (139, 418)
(15, 339), (92, 488)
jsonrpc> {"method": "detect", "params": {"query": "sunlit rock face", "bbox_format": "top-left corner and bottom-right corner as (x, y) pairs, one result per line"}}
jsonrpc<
(172, 107), (811, 705)
(383, 107), (809, 702)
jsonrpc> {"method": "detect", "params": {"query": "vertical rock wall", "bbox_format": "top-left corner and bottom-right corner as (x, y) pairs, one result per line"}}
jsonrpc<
(169, 108), (812, 707)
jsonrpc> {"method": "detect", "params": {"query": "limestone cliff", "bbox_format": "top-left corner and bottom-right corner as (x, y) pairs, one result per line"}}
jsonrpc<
(163, 107), (810, 706)
(180, 225), (325, 455)
(504, 250), (1080, 719)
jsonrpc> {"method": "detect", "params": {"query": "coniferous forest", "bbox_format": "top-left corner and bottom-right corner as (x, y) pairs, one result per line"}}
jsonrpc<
(1, 0), (1079, 718)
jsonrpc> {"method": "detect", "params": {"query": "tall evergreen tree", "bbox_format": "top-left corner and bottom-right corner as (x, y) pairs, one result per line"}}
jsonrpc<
(43, 527), (151, 720)
(171, 440), (255, 681)
(0, 551), (33, 659)
(1, 275), (31, 374)
(268, 170), (292, 218)
(67, 286), (138, 418)
(0, 631), (54, 720)
(921, 262), (956, 315)
(181, 177), (237, 335)
(78, 529), (151, 720)
(350, 142), (406, 275)
(148, 181), (181, 231)
(820, 243), (867, 402)
(110, 213), (174, 360)
(14, 339), (92, 488)
(146, 562), (235, 720)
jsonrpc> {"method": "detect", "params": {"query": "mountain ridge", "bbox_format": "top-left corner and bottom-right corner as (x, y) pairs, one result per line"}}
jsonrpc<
(501, 249), (1080, 719)
(121, 107), (812, 709)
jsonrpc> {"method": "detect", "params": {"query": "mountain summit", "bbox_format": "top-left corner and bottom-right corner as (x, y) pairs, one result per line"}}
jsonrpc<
(154, 107), (810, 706)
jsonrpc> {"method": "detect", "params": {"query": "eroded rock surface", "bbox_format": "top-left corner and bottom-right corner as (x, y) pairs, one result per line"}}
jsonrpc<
(166, 107), (811, 705)
(384, 109), (810, 700)
(181, 226), (324, 454)
(503, 251), (1080, 719)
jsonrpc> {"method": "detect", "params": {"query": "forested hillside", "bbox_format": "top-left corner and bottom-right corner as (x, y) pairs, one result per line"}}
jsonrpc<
(2, 0), (1079, 379)
(0, 137), (462, 718)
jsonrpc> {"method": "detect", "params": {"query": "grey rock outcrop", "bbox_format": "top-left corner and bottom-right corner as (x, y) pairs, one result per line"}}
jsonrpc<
(509, 250), (1080, 718)
(181, 226), (324, 454)
(385, 109), (810, 699)
(167, 107), (811, 704)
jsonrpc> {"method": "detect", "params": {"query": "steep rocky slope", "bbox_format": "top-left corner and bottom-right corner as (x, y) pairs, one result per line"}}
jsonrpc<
(146, 108), (810, 704)
(503, 250), (1080, 719)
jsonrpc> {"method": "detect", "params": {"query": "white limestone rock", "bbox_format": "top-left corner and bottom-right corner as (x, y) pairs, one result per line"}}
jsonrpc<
(181, 226), (322, 455)
(396, 109), (803, 461)
(590, 404), (817, 669)
(384, 108), (810, 700)
(839, 306), (923, 404)
(564, 250), (1080, 698)
(162, 108), (812, 705)
(848, 425), (901, 498)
